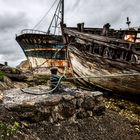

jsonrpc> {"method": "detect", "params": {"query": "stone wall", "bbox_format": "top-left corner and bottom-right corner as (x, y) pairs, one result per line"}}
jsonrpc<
(2, 86), (105, 124)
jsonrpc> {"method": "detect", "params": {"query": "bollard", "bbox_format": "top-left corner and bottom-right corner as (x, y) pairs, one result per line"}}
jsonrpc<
(50, 67), (60, 91)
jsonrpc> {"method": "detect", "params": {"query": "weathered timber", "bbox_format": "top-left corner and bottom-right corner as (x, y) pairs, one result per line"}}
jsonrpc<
(75, 38), (134, 53)
(63, 28), (140, 57)
(61, 22), (140, 94)
(63, 28), (133, 45)
(68, 45), (140, 94)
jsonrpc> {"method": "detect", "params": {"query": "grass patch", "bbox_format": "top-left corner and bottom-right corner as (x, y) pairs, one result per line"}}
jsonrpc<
(0, 71), (5, 81)
(0, 121), (20, 140)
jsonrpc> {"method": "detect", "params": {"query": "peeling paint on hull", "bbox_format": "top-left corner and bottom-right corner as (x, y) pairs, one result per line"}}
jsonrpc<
(68, 46), (140, 94)
(16, 32), (70, 75)
(29, 57), (69, 74)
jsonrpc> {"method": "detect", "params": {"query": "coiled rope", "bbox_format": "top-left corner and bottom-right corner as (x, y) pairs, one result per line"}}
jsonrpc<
(21, 76), (64, 95)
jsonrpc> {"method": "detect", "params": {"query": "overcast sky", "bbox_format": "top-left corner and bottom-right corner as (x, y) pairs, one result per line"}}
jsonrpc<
(0, 0), (140, 67)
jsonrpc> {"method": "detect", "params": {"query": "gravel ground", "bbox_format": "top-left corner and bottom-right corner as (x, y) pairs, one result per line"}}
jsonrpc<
(0, 81), (140, 140)
(0, 107), (139, 140)
(27, 109), (139, 140)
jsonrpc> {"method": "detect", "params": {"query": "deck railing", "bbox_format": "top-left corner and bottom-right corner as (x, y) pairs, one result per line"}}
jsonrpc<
(20, 29), (48, 35)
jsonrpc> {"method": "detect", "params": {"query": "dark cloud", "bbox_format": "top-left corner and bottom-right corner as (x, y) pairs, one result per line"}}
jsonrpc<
(0, 39), (25, 65)
(0, 10), (29, 66)
(65, 0), (140, 29)
(0, 12), (29, 32)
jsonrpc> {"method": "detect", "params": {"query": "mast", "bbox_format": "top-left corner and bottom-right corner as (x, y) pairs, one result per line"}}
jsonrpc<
(47, 0), (63, 34)
(61, 0), (64, 24)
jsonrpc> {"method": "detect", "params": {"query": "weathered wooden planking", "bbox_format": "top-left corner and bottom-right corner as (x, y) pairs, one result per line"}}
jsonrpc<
(68, 45), (140, 94)
(63, 28), (133, 45)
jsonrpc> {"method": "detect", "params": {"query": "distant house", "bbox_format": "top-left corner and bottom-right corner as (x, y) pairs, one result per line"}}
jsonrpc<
(0, 63), (4, 69)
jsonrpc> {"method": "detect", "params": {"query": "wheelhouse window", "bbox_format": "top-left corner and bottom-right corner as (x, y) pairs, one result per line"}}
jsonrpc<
(124, 34), (135, 42)
(136, 33), (140, 42)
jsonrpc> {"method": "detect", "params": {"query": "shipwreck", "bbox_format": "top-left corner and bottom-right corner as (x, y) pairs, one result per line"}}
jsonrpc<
(16, 0), (140, 94)
(16, 0), (70, 75)
(62, 19), (140, 94)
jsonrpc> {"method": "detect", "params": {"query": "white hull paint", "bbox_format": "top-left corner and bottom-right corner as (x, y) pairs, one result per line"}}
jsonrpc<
(69, 46), (140, 94)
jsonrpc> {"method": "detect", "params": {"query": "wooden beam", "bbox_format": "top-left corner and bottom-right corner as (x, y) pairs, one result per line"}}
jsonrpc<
(63, 28), (140, 56)
(63, 28), (133, 45)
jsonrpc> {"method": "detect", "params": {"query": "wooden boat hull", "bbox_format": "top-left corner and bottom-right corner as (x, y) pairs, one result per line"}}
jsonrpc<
(16, 31), (70, 74)
(68, 45), (140, 94)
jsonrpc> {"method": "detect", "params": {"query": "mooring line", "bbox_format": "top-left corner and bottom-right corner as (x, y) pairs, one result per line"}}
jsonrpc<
(66, 73), (140, 80)
(21, 73), (140, 95)
(21, 76), (64, 95)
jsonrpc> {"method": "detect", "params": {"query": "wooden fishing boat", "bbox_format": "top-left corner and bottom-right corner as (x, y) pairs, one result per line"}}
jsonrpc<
(62, 21), (140, 94)
(16, 0), (140, 94)
(16, 0), (70, 75)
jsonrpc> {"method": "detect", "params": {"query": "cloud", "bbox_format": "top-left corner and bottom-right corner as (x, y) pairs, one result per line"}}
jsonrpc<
(0, 39), (25, 66)
(0, 12), (29, 66)
(0, 12), (29, 32)
(65, 0), (140, 29)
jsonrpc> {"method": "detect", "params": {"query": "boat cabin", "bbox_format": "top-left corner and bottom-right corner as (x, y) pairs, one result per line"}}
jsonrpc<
(63, 23), (140, 64)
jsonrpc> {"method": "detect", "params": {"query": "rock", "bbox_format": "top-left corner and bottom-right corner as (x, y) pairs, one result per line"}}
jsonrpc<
(83, 91), (93, 97)
(2, 85), (105, 123)
(52, 112), (64, 123)
(0, 81), (9, 90)
(87, 111), (93, 117)
(91, 91), (104, 104)
(75, 91), (85, 98)
(17, 59), (32, 72)
(13, 82), (28, 89)
(0, 76), (14, 90)
(76, 98), (84, 109)
(82, 96), (95, 110)
(95, 95), (104, 104)
(62, 94), (75, 101)
(3, 76), (14, 88)
(58, 100), (76, 118)
(38, 95), (62, 106)
(93, 104), (106, 116)
(0, 95), (3, 103)
(76, 110), (87, 119)
(22, 101), (36, 107)
(37, 106), (52, 114)
(1, 66), (21, 74)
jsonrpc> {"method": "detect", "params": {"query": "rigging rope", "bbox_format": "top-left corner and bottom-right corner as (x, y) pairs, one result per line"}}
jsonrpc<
(33, 0), (58, 30)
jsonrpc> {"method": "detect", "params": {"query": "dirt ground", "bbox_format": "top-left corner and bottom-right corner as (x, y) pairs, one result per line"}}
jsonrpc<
(0, 80), (140, 140)
(0, 104), (140, 140)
